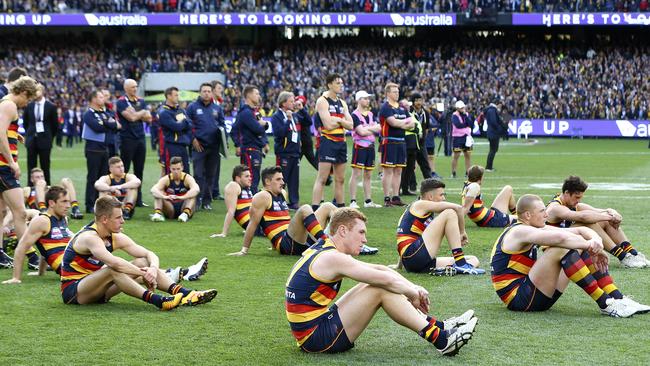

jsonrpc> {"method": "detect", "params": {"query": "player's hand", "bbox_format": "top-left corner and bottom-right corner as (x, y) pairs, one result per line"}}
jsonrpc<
(165, 195), (176, 201)
(263, 144), (270, 154)
(9, 161), (20, 179)
(409, 286), (430, 314)
(461, 232), (469, 246)
(142, 111), (153, 123)
(2, 278), (21, 284)
(586, 238), (603, 256)
(140, 267), (157, 290)
(210, 233), (227, 238)
(16, 134), (25, 144)
(227, 250), (247, 256)
(592, 252), (609, 273)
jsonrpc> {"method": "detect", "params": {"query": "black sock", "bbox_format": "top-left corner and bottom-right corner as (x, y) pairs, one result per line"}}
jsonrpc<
(384, 196), (390, 203)
(365, 199), (372, 204)
(336, 203), (344, 208)
(392, 196), (400, 201)
(350, 199), (357, 204)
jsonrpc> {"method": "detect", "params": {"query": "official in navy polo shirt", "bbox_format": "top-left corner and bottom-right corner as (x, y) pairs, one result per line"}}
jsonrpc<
(82, 90), (119, 213)
(230, 85), (268, 193)
(271, 91), (301, 209)
(186, 82), (225, 210)
(158, 86), (192, 174)
(116, 79), (151, 206)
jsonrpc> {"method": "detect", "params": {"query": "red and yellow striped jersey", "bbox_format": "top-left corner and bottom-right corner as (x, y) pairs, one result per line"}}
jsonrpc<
(285, 239), (341, 346)
(235, 187), (253, 228)
(318, 97), (346, 143)
(26, 187), (37, 209)
(490, 222), (537, 305)
(546, 194), (574, 228)
(396, 205), (434, 256)
(108, 174), (127, 202)
(259, 191), (291, 250)
(462, 181), (494, 226)
(34, 213), (74, 275)
(0, 98), (19, 166)
(60, 222), (114, 291)
(165, 173), (189, 203)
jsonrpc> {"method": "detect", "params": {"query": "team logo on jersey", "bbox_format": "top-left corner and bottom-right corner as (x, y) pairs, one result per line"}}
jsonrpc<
(176, 113), (185, 122)
(51, 227), (63, 239)
(197, 109), (203, 115)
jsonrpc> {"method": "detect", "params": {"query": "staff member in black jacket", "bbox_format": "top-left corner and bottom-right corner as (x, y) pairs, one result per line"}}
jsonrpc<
(294, 95), (318, 171)
(485, 100), (508, 172)
(158, 87), (192, 174)
(271, 91), (301, 209)
(23, 85), (58, 186)
(187, 82), (225, 210)
(82, 90), (120, 213)
(116, 79), (151, 206)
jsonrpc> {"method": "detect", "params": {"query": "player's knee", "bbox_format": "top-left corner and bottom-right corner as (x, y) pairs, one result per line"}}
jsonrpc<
(60, 177), (72, 186)
(334, 175), (345, 184)
(297, 204), (313, 215)
(440, 208), (456, 218)
(321, 202), (336, 211)
(131, 258), (149, 267)
(503, 185), (513, 193)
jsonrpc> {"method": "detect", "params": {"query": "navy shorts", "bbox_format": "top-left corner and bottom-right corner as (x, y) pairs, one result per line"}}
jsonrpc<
(61, 281), (80, 305)
(0, 166), (20, 193)
(350, 145), (375, 170)
(300, 304), (354, 354)
(507, 276), (561, 312)
(277, 232), (309, 256)
(170, 201), (184, 218)
(318, 139), (347, 164)
(400, 237), (436, 273)
(452, 136), (472, 152)
(380, 141), (406, 167)
(481, 208), (516, 228)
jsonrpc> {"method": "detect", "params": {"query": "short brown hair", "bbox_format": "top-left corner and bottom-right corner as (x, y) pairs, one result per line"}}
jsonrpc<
(94, 196), (122, 219)
(170, 156), (183, 165)
(199, 82), (212, 91)
(329, 208), (367, 235)
(10, 76), (39, 100)
(108, 156), (122, 166)
(7, 67), (27, 83)
(562, 176), (588, 194)
(243, 85), (258, 100)
(45, 185), (68, 206)
(384, 82), (399, 94)
(211, 80), (223, 89)
(164, 86), (179, 98)
(467, 165), (484, 183)
(232, 165), (249, 180)
(516, 194), (542, 216)
(325, 74), (342, 86)
(420, 178), (445, 196)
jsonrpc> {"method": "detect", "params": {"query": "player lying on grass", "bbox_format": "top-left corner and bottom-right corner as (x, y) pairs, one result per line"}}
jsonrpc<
(286, 208), (478, 356)
(546, 175), (649, 268)
(59, 196), (216, 310)
(491, 194), (650, 317)
(392, 178), (484, 275)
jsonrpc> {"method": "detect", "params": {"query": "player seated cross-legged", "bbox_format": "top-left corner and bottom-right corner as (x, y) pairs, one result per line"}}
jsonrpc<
(491, 194), (650, 317)
(24, 167), (83, 219)
(228, 166), (338, 256)
(211, 165), (253, 238)
(546, 175), (648, 268)
(59, 196), (217, 310)
(150, 156), (200, 223)
(461, 165), (516, 228)
(94, 156), (141, 220)
(393, 178), (484, 275)
(285, 208), (478, 356)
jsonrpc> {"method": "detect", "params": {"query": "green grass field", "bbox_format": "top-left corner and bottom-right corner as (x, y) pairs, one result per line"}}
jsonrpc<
(2, 138), (650, 365)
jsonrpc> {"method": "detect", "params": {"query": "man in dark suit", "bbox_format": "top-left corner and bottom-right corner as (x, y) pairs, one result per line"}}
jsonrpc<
(23, 85), (59, 186)
(485, 100), (508, 172)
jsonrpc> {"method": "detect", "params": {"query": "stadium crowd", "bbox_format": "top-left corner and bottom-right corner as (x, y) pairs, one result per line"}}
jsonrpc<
(1, 0), (649, 13)
(1, 36), (648, 124)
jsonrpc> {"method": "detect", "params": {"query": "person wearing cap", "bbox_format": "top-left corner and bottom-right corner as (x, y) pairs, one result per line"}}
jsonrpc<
(271, 91), (301, 209)
(450, 100), (474, 179)
(349, 90), (382, 209)
(294, 95), (318, 171)
(378, 83), (415, 207)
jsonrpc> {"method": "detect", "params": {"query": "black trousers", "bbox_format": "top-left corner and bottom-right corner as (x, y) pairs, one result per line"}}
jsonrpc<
(120, 137), (146, 205)
(241, 149), (263, 193)
(401, 148), (432, 193)
(300, 133), (318, 170)
(277, 155), (300, 206)
(27, 144), (52, 186)
(85, 148), (108, 212)
(162, 142), (190, 174)
(211, 139), (222, 198)
(486, 137), (500, 170)
(193, 144), (220, 203)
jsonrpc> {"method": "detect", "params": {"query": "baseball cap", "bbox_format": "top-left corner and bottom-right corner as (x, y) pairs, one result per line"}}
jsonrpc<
(455, 100), (466, 109)
(355, 90), (373, 101)
(295, 95), (307, 105)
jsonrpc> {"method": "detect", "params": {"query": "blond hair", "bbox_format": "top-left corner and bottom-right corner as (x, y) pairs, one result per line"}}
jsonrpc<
(94, 196), (122, 219)
(384, 82), (399, 94)
(9, 76), (39, 100)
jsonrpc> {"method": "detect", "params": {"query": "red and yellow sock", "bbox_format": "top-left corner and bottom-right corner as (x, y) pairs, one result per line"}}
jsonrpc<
(154, 208), (162, 215)
(37, 202), (47, 210)
(419, 317), (447, 349)
(580, 251), (623, 299)
(561, 250), (610, 309)
(142, 290), (164, 308)
(182, 207), (193, 217)
(71, 200), (79, 208)
(303, 213), (326, 241)
(451, 248), (467, 266)
(167, 283), (191, 297)
(124, 202), (134, 213)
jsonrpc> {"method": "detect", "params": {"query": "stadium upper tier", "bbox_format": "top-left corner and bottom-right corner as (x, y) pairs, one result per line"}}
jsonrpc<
(0, 37), (647, 121)
(1, 0), (648, 14)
